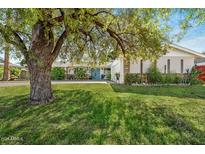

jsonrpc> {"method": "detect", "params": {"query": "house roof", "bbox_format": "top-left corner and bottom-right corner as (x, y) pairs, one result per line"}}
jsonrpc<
(170, 44), (205, 58)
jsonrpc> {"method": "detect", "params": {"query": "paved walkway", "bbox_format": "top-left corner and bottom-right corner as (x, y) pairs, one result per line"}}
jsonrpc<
(0, 80), (111, 87)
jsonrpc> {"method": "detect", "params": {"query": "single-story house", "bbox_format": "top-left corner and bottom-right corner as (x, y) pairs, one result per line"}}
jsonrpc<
(195, 56), (205, 66)
(0, 57), (29, 80)
(0, 57), (24, 68)
(196, 61), (205, 66)
(52, 61), (111, 80)
(111, 44), (205, 83)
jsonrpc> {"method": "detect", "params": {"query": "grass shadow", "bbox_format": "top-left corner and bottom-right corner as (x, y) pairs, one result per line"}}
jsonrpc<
(110, 84), (205, 99)
(0, 89), (116, 144)
(0, 86), (205, 144)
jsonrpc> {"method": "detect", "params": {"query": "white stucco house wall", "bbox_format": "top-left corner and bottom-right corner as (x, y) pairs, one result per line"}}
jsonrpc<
(111, 44), (205, 83)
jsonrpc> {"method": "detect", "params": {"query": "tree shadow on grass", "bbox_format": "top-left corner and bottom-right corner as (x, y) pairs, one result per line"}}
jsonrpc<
(154, 106), (205, 144)
(122, 98), (205, 144)
(0, 89), (205, 144)
(0, 89), (116, 144)
(110, 84), (205, 100)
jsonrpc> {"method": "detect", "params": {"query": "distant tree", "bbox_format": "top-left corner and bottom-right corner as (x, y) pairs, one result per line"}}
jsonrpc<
(0, 9), (171, 104)
(2, 44), (10, 81)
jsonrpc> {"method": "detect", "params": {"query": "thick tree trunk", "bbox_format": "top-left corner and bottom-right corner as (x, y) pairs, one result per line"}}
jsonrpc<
(28, 21), (55, 104)
(27, 19), (66, 104)
(29, 67), (53, 104)
(2, 45), (10, 81)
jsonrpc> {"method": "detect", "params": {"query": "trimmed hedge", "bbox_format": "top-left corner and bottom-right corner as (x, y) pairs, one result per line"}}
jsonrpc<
(124, 66), (202, 86)
(74, 67), (88, 80)
(125, 73), (140, 85)
(51, 67), (65, 80)
(162, 74), (182, 84)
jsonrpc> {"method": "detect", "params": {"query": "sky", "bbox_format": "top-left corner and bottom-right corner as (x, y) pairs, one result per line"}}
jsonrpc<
(1, 10), (205, 64)
(176, 24), (205, 53)
(168, 11), (205, 53)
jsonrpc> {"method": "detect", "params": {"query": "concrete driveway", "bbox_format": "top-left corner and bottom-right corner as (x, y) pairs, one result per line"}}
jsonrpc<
(0, 80), (111, 87)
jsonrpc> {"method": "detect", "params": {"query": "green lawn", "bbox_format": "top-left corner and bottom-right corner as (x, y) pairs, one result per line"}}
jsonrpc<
(0, 84), (205, 144)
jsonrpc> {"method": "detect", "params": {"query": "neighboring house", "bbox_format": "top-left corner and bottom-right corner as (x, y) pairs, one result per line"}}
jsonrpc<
(0, 57), (24, 68)
(0, 57), (28, 80)
(196, 62), (205, 66)
(52, 61), (111, 80)
(195, 55), (205, 66)
(111, 44), (205, 83)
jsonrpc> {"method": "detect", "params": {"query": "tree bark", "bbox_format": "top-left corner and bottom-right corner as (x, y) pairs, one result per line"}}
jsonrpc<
(29, 67), (53, 104)
(2, 45), (10, 81)
(27, 21), (55, 104)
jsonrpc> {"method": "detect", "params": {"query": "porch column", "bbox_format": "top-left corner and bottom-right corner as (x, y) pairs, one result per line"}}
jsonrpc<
(123, 58), (130, 74)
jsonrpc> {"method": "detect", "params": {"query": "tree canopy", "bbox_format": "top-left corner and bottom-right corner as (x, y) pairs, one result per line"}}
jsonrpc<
(0, 8), (172, 104)
(0, 9), (171, 64)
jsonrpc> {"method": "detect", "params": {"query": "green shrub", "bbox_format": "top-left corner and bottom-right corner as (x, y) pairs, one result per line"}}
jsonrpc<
(162, 74), (172, 84)
(147, 65), (162, 83)
(173, 75), (182, 84)
(0, 67), (3, 79)
(188, 67), (203, 85)
(51, 67), (65, 80)
(0, 67), (21, 80)
(162, 74), (182, 84)
(74, 67), (87, 80)
(10, 67), (21, 78)
(124, 73), (139, 85)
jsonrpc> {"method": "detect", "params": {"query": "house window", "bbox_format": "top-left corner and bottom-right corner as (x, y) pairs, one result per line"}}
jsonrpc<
(181, 59), (184, 73)
(140, 59), (143, 74)
(167, 59), (170, 73)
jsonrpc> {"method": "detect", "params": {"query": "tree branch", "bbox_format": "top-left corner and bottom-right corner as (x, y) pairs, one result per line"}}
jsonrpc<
(86, 10), (115, 17)
(48, 30), (67, 65)
(47, 9), (65, 27)
(79, 28), (94, 43)
(94, 20), (125, 55)
(0, 24), (29, 60)
(12, 31), (28, 56)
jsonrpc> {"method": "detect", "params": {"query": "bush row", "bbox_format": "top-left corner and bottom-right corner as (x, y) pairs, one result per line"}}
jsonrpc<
(124, 65), (203, 85)
(51, 67), (111, 80)
(0, 66), (21, 80)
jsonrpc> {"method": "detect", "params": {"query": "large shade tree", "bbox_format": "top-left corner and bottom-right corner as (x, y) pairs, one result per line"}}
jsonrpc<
(0, 9), (170, 104)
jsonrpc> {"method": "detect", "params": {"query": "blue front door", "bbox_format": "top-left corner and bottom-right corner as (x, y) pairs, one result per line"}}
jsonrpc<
(91, 68), (101, 80)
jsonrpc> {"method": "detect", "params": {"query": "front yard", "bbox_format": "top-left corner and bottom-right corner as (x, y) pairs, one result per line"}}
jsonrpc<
(0, 84), (205, 144)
